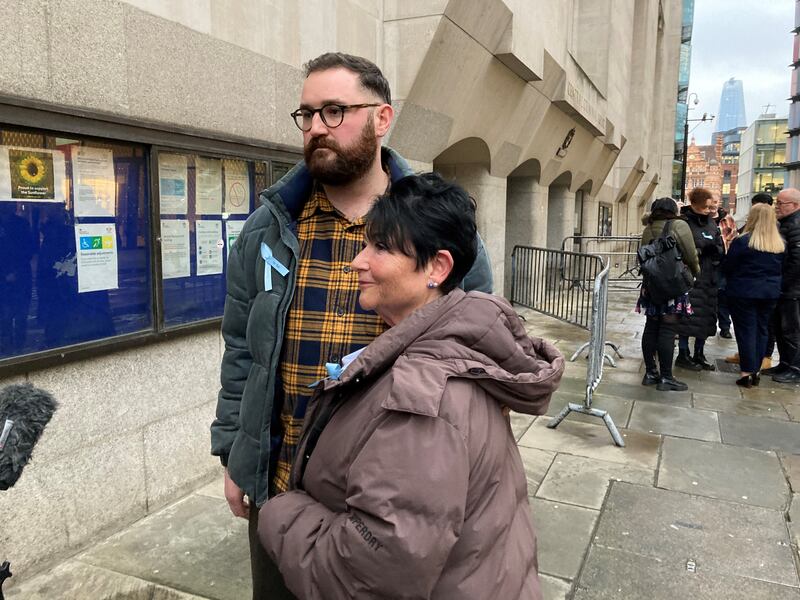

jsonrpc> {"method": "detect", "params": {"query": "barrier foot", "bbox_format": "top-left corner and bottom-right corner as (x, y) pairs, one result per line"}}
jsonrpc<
(569, 342), (590, 362)
(546, 403), (626, 447)
(604, 341), (623, 358)
(602, 353), (617, 368)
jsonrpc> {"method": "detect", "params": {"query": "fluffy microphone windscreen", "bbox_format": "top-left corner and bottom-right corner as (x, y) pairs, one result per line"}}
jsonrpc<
(0, 383), (57, 491)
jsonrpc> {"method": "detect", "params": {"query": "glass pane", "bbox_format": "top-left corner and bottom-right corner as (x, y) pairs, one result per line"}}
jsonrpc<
(0, 127), (152, 360)
(158, 151), (260, 327)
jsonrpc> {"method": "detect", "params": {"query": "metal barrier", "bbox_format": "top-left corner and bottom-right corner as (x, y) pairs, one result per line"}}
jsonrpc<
(510, 245), (625, 447)
(561, 236), (641, 290)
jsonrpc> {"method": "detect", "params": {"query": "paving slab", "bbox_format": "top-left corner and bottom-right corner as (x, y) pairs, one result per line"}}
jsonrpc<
(79, 494), (250, 600)
(592, 482), (798, 588)
(781, 453), (800, 493)
(518, 446), (556, 497)
(519, 418), (661, 470)
(573, 545), (800, 600)
(741, 386), (800, 403)
(546, 391), (633, 428)
(628, 402), (721, 442)
(603, 387), (692, 408)
(789, 494), (800, 548)
(693, 392), (790, 421)
(535, 454), (653, 509)
(658, 437), (790, 510)
(719, 413), (800, 454)
(785, 403), (800, 422)
(5, 560), (204, 599)
(530, 498), (599, 580)
(539, 574), (572, 600)
(510, 411), (536, 441)
(194, 477), (225, 500)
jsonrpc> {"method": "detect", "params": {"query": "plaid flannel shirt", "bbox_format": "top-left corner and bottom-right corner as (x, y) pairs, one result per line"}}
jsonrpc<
(272, 186), (386, 493)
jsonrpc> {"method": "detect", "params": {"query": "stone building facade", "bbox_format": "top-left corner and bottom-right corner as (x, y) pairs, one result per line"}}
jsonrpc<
(0, 0), (685, 579)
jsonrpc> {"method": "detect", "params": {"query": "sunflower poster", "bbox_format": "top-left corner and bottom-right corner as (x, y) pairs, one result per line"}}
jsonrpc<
(0, 146), (67, 203)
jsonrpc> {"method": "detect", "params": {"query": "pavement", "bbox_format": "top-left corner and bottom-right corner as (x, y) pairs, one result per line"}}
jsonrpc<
(5, 290), (800, 599)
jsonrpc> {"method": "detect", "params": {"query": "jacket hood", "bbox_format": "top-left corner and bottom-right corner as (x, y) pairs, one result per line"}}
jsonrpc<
(328, 289), (564, 416)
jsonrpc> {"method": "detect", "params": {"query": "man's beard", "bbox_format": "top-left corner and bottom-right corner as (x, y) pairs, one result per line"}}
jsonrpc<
(304, 119), (378, 186)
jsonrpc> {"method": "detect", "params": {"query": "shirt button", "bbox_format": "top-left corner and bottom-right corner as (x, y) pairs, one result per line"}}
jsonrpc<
(329, 355), (339, 364)
(342, 265), (351, 273)
(336, 307), (345, 317)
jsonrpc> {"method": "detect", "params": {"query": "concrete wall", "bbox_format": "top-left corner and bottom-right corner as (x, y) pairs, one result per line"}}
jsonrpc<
(0, 0), (685, 579)
(0, 332), (222, 577)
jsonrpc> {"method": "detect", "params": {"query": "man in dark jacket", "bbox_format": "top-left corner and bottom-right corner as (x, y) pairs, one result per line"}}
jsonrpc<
(765, 188), (800, 383)
(209, 53), (493, 599)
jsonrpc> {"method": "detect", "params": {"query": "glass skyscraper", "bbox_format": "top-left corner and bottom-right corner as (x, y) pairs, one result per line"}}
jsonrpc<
(716, 78), (747, 133)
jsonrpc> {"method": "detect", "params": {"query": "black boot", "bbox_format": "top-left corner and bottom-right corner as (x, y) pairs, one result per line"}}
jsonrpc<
(693, 352), (716, 371)
(675, 349), (702, 371)
(762, 363), (789, 376)
(657, 376), (689, 391)
(642, 369), (660, 386)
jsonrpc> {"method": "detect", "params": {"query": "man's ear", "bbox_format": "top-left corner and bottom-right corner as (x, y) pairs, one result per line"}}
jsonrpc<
(374, 103), (394, 138)
(429, 250), (454, 286)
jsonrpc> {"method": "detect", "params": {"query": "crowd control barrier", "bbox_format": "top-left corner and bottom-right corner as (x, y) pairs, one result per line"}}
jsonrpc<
(561, 235), (641, 291)
(510, 246), (625, 447)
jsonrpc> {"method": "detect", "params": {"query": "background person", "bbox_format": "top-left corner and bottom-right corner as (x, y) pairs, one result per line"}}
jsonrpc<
(722, 204), (784, 388)
(674, 187), (724, 372)
(763, 188), (800, 383)
(259, 173), (563, 600)
(637, 198), (699, 391)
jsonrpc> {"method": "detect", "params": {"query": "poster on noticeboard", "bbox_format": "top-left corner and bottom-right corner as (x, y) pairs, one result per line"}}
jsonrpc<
(0, 146), (68, 203)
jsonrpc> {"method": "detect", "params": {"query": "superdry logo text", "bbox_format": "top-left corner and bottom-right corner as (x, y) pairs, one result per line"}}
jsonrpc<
(348, 513), (384, 552)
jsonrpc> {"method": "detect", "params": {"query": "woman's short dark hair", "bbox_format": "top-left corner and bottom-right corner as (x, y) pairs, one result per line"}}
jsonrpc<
(304, 52), (392, 105)
(365, 173), (478, 293)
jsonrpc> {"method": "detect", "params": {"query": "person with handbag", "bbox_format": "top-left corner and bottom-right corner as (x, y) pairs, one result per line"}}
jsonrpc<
(637, 197), (700, 391)
(722, 203), (784, 388)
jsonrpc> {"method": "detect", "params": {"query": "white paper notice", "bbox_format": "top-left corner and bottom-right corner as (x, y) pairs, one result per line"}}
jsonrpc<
(225, 220), (245, 255)
(223, 159), (250, 214)
(196, 220), (223, 276)
(0, 146), (68, 203)
(159, 153), (188, 214)
(195, 157), (222, 215)
(161, 219), (190, 279)
(72, 146), (116, 217)
(74, 223), (119, 293)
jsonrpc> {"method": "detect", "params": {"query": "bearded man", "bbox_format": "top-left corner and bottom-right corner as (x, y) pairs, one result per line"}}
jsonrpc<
(210, 52), (493, 599)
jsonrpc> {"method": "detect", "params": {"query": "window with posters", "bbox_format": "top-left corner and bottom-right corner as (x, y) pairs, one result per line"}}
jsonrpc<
(0, 119), (298, 370)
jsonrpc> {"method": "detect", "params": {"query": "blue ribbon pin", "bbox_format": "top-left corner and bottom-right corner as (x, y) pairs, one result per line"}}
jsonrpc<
(260, 243), (289, 292)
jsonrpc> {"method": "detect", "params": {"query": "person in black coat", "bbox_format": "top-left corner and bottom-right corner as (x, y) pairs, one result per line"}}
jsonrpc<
(763, 188), (800, 383)
(722, 204), (784, 388)
(674, 188), (725, 371)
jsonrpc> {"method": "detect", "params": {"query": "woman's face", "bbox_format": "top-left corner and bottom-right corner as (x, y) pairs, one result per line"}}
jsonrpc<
(351, 239), (440, 326)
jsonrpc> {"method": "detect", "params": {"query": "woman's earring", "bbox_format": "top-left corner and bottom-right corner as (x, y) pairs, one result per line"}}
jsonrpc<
(427, 281), (439, 289)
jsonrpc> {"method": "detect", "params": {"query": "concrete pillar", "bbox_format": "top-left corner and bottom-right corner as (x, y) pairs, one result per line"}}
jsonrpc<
(505, 177), (548, 295)
(547, 186), (576, 249)
(442, 164), (507, 294)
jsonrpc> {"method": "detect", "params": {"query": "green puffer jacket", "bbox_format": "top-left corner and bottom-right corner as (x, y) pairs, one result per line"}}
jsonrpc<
(210, 148), (494, 507)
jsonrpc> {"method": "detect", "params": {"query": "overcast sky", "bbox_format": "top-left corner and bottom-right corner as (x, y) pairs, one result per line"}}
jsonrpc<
(688, 0), (794, 145)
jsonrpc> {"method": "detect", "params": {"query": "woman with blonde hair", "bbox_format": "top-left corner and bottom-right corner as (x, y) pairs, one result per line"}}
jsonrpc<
(721, 203), (785, 387)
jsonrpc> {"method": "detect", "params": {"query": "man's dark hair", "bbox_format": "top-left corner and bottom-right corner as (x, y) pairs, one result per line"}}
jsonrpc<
(751, 192), (773, 206)
(365, 173), (477, 293)
(304, 52), (391, 105)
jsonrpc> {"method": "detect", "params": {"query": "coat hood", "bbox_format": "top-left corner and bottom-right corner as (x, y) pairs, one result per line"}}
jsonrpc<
(328, 289), (564, 416)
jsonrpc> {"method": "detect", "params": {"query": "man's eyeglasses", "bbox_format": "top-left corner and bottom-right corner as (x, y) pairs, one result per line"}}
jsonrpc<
(290, 103), (380, 132)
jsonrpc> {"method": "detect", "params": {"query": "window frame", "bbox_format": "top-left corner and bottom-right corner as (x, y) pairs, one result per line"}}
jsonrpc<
(0, 102), (301, 375)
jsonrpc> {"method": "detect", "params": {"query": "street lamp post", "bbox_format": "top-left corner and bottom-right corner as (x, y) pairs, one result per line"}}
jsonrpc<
(680, 94), (714, 201)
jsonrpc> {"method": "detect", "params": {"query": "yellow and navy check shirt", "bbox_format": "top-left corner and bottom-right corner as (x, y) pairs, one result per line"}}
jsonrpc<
(272, 186), (387, 494)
